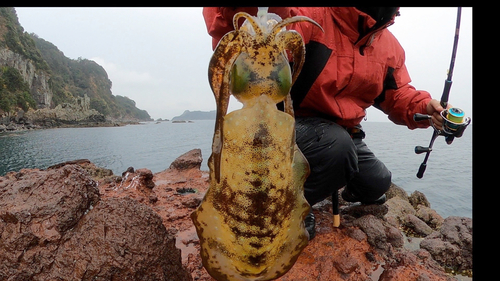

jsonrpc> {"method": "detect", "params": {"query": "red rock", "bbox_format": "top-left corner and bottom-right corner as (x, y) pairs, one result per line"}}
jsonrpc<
(169, 148), (203, 170)
(416, 205), (444, 229)
(409, 190), (431, 208)
(98, 152), (464, 281)
(1, 151), (470, 281)
(0, 165), (100, 280)
(404, 213), (433, 237)
(49, 197), (191, 281)
(135, 168), (156, 189)
(420, 216), (472, 273)
(0, 164), (191, 281)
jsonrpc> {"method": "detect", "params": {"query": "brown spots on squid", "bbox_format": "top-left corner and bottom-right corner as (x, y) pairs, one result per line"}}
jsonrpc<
(191, 8), (322, 281)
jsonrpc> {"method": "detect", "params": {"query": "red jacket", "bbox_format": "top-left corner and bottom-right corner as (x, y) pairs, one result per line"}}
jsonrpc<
(203, 7), (432, 129)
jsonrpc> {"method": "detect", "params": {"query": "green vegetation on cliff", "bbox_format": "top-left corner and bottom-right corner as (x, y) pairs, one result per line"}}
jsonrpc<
(0, 7), (46, 112)
(0, 7), (48, 71)
(32, 35), (150, 120)
(0, 66), (36, 112)
(0, 7), (151, 121)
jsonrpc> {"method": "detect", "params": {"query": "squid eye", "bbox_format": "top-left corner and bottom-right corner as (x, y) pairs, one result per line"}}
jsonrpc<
(230, 54), (251, 96)
(273, 61), (292, 99)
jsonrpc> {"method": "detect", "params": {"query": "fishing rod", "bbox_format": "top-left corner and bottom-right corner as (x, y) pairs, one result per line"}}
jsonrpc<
(413, 7), (470, 178)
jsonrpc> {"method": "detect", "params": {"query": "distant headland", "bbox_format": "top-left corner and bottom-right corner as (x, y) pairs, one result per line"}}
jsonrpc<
(171, 110), (216, 121)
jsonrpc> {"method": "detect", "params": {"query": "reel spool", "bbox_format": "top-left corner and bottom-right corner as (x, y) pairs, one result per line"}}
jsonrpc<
(440, 107), (471, 138)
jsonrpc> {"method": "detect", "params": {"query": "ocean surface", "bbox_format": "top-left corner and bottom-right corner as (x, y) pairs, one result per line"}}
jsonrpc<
(0, 120), (472, 218)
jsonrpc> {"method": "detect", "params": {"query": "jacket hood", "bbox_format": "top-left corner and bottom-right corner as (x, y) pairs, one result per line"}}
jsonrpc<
(330, 7), (399, 44)
(355, 7), (399, 28)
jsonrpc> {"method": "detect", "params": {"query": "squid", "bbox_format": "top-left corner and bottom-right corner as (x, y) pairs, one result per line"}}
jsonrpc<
(191, 8), (323, 281)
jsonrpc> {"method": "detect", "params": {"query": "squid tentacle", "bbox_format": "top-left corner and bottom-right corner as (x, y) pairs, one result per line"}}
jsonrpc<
(208, 32), (239, 98)
(208, 32), (242, 183)
(276, 30), (306, 118)
(276, 30), (306, 87)
(270, 15), (323, 37)
(233, 12), (262, 35)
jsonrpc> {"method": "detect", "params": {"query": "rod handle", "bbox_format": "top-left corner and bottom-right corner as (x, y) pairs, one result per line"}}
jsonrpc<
(332, 191), (340, 227)
(416, 163), (427, 179)
(333, 214), (340, 228)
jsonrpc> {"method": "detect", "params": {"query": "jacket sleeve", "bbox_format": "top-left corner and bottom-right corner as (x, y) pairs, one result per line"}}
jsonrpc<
(377, 57), (432, 130)
(202, 7), (298, 50)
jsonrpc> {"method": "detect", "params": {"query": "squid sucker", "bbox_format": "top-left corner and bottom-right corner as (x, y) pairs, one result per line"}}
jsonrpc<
(191, 8), (323, 281)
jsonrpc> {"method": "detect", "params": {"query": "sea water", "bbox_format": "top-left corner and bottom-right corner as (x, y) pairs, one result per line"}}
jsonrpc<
(0, 120), (472, 218)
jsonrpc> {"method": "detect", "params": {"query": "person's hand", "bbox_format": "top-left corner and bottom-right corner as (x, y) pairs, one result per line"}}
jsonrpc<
(426, 99), (452, 130)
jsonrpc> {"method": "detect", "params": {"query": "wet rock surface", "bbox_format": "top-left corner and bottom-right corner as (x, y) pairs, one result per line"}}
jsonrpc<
(420, 216), (473, 274)
(1, 150), (472, 280)
(169, 148), (203, 171)
(0, 165), (100, 280)
(49, 197), (190, 281)
(0, 164), (191, 281)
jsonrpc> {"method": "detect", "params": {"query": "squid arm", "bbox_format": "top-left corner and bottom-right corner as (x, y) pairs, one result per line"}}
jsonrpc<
(208, 32), (242, 183)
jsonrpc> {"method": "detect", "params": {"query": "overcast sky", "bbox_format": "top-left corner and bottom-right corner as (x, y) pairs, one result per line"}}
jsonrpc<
(15, 7), (472, 121)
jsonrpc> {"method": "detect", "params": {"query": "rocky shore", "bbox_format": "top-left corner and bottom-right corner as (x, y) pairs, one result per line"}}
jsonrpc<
(0, 106), (133, 132)
(0, 149), (472, 280)
(0, 94), (148, 132)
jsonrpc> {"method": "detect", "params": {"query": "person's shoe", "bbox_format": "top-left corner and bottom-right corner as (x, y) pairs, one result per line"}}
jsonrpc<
(341, 188), (387, 205)
(367, 194), (386, 205)
(304, 211), (316, 240)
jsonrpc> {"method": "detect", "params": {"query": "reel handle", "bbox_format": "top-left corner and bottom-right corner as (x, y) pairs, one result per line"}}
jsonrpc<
(415, 146), (431, 154)
(413, 113), (432, 122)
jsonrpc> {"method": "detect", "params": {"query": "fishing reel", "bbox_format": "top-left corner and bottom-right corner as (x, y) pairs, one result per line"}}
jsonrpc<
(413, 107), (471, 178)
(414, 107), (471, 147)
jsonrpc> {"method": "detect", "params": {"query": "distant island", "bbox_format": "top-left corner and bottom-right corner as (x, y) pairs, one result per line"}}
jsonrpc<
(171, 110), (215, 121)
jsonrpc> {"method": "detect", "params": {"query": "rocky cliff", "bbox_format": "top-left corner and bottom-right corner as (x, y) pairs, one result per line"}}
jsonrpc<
(24, 93), (107, 128)
(0, 7), (52, 111)
(0, 7), (151, 127)
(0, 149), (473, 280)
(0, 47), (52, 108)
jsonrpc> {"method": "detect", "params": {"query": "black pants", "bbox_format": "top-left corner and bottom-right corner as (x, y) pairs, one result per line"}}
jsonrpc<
(295, 117), (392, 206)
